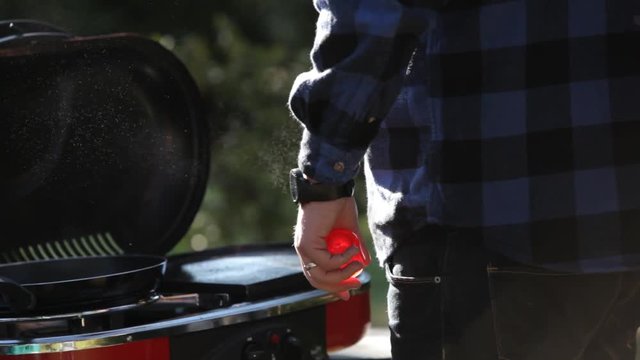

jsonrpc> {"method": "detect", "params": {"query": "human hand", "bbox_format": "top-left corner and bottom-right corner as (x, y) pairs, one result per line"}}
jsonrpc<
(294, 197), (371, 301)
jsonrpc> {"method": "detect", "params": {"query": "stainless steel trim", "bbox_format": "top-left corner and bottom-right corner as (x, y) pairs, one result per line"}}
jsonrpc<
(0, 273), (370, 355)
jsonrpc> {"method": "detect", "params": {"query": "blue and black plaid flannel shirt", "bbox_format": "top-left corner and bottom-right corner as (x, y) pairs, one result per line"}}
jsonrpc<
(288, 0), (640, 272)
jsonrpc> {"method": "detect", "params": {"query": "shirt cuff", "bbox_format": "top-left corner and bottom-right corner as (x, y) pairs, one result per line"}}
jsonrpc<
(297, 129), (365, 185)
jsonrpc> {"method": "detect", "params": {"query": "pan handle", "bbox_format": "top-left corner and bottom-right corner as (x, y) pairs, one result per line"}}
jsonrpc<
(0, 277), (36, 313)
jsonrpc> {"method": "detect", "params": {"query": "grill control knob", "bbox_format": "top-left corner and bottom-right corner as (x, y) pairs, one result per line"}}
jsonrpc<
(282, 334), (303, 360)
(243, 342), (268, 360)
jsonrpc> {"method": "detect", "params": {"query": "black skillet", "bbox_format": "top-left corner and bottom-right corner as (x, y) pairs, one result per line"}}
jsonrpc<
(0, 255), (166, 314)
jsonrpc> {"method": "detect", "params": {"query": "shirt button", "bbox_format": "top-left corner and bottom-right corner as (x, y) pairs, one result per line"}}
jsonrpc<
(367, 116), (377, 124)
(333, 162), (345, 173)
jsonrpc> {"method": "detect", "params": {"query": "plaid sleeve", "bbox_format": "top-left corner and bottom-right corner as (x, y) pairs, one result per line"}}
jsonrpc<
(288, 0), (427, 184)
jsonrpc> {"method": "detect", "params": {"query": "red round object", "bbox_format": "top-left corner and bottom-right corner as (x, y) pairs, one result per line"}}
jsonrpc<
(326, 229), (369, 274)
(269, 332), (281, 345)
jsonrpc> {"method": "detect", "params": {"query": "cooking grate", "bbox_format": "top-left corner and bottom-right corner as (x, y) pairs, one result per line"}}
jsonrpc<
(0, 233), (123, 263)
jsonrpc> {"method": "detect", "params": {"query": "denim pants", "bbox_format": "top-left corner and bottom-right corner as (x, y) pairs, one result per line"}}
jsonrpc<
(385, 226), (640, 360)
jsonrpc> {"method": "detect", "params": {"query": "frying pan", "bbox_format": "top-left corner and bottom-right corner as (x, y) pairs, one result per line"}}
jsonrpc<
(0, 255), (166, 315)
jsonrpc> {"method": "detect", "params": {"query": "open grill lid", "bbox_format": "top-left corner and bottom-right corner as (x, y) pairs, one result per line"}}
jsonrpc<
(0, 20), (209, 259)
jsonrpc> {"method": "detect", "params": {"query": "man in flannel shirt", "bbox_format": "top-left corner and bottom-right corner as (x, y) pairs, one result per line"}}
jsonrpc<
(288, 0), (640, 359)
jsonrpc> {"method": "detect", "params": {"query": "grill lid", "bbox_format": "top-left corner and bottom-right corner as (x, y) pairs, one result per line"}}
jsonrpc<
(0, 20), (209, 257)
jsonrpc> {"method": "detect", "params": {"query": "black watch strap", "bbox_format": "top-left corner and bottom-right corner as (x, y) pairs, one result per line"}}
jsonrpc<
(289, 168), (354, 204)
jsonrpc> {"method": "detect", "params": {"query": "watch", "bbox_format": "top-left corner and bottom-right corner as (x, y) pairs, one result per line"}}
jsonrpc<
(289, 168), (355, 204)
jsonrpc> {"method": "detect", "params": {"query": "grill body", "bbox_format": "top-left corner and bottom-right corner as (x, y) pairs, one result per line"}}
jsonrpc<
(0, 247), (371, 360)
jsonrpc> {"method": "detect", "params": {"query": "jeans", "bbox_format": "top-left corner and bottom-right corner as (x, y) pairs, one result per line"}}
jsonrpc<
(385, 226), (640, 360)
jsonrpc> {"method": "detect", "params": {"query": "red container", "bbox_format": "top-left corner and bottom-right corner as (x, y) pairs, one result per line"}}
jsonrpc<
(325, 290), (371, 352)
